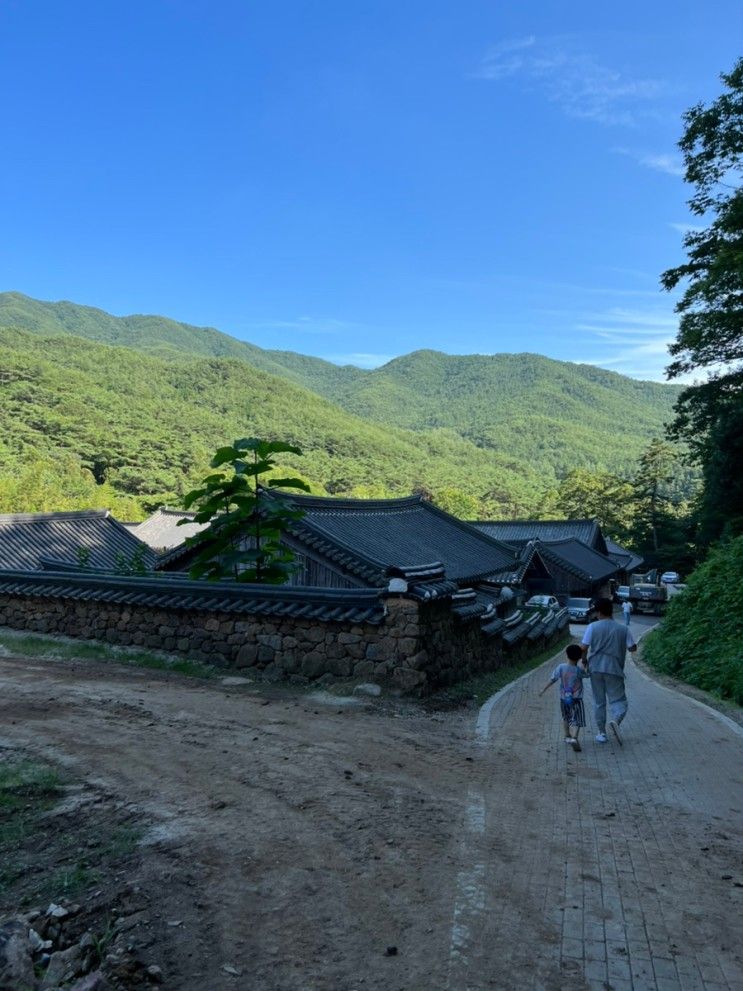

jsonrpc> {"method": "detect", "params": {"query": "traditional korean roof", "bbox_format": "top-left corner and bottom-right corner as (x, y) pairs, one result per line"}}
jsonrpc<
(533, 538), (618, 584)
(0, 569), (386, 624)
(133, 508), (207, 551)
(485, 540), (545, 585)
(472, 519), (608, 555)
(276, 493), (521, 587)
(0, 510), (157, 572)
(605, 537), (644, 574)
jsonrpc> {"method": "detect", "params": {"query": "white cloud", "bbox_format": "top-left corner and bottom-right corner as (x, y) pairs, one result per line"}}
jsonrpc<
(474, 36), (537, 80)
(567, 305), (684, 381)
(614, 147), (684, 176)
(668, 222), (705, 234)
(473, 37), (667, 126)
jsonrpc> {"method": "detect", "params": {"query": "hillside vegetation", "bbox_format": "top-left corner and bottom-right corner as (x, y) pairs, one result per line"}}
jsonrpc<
(0, 327), (546, 518)
(642, 537), (743, 704)
(0, 292), (683, 517)
(320, 350), (680, 478)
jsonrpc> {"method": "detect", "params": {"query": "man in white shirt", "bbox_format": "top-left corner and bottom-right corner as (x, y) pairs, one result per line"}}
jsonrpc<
(622, 599), (633, 626)
(581, 598), (637, 745)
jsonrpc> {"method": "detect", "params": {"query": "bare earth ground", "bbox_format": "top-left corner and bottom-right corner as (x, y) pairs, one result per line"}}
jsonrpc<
(1, 618), (742, 991)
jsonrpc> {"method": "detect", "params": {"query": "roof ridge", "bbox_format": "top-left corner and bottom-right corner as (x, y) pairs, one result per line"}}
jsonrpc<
(419, 502), (522, 557)
(473, 517), (597, 526)
(277, 492), (424, 511)
(0, 508), (110, 524)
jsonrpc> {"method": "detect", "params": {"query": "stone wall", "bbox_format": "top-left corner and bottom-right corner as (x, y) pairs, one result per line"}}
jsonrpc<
(0, 577), (566, 694)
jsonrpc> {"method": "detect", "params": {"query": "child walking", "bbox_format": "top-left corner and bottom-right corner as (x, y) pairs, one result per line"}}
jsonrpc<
(539, 643), (588, 751)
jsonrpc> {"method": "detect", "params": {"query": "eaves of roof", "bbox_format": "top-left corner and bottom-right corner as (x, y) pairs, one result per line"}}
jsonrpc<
(535, 539), (617, 583)
(0, 569), (387, 625)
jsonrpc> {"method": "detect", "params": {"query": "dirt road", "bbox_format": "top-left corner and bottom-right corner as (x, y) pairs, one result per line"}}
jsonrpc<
(1, 652), (480, 990)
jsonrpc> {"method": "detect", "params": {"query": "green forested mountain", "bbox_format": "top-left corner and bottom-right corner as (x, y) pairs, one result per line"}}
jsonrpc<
(0, 292), (683, 519)
(0, 292), (359, 389)
(0, 327), (547, 519)
(313, 350), (681, 478)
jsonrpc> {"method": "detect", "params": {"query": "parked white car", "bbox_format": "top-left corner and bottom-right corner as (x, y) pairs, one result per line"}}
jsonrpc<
(525, 594), (559, 610)
(661, 571), (681, 584)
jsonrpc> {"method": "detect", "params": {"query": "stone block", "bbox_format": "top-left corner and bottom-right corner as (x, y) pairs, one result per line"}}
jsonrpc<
(304, 626), (326, 644)
(337, 632), (362, 645)
(277, 652), (298, 674)
(353, 660), (375, 678)
(301, 652), (328, 679)
(257, 634), (282, 650)
(236, 643), (259, 668)
(365, 642), (388, 661)
(406, 650), (429, 670)
(328, 657), (353, 678)
(391, 668), (427, 693)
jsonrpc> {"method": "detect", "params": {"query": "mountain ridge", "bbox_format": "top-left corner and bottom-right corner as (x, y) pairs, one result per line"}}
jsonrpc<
(0, 291), (684, 518)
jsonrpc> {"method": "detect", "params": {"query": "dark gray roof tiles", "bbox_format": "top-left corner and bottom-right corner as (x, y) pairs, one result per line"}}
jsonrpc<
(274, 493), (521, 587)
(134, 508), (207, 551)
(605, 537), (644, 573)
(0, 569), (387, 624)
(0, 509), (157, 572)
(472, 519), (608, 555)
(535, 538), (618, 583)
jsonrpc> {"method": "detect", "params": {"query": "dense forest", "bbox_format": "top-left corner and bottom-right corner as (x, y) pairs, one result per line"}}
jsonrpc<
(0, 326), (550, 519)
(0, 293), (683, 521)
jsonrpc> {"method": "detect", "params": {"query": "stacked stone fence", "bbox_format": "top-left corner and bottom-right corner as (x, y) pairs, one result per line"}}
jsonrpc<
(0, 570), (569, 694)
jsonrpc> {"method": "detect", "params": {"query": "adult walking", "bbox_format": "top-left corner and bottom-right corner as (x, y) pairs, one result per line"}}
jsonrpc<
(581, 597), (637, 745)
(622, 598), (633, 626)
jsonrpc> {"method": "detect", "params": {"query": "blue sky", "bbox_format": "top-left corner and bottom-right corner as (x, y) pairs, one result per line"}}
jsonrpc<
(1, 1), (740, 381)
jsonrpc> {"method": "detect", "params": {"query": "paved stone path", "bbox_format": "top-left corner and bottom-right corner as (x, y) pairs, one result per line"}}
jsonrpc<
(449, 624), (743, 991)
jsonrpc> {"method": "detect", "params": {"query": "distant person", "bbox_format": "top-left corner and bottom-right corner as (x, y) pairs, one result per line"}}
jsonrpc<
(622, 599), (633, 627)
(539, 643), (588, 752)
(581, 598), (637, 745)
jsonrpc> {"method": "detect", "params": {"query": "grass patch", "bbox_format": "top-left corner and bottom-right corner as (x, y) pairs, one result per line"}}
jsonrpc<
(102, 824), (143, 859)
(0, 757), (65, 900)
(45, 863), (102, 899)
(0, 760), (62, 804)
(429, 634), (572, 707)
(0, 627), (217, 680)
(0, 754), (146, 910)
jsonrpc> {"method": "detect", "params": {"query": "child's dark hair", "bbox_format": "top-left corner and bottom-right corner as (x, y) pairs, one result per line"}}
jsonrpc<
(566, 643), (582, 661)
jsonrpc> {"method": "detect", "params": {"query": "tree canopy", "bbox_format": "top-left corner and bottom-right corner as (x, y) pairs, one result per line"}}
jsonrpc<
(662, 59), (743, 542)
